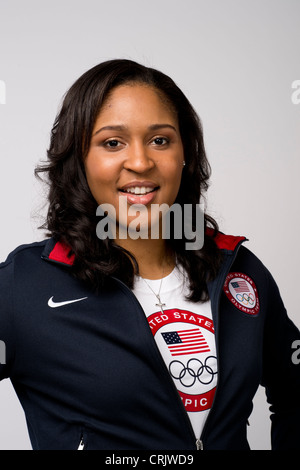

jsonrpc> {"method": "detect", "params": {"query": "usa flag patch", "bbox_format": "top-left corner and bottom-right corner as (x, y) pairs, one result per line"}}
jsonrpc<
(223, 272), (260, 315)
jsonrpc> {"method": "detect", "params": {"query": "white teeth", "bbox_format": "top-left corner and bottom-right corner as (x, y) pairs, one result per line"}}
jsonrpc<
(124, 186), (154, 195)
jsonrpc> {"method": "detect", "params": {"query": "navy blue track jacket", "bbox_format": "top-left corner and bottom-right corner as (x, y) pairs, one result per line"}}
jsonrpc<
(0, 232), (299, 450)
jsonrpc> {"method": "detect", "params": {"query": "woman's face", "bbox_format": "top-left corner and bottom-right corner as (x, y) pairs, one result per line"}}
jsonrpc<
(84, 83), (185, 236)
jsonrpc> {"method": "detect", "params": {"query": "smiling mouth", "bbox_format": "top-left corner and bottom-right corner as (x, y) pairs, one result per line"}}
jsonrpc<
(119, 186), (159, 195)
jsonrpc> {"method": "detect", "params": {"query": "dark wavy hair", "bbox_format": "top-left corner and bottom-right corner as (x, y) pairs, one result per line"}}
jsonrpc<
(35, 59), (223, 301)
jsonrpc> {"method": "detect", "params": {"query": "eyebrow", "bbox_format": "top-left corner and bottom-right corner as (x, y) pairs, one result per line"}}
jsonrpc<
(92, 123), (177, 137)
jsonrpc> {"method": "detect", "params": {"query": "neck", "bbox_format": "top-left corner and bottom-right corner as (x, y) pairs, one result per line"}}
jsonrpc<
(116, 236), (175, 280)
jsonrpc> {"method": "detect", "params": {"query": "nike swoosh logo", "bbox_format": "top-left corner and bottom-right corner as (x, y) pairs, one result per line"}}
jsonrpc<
(48, 296), (88, 308)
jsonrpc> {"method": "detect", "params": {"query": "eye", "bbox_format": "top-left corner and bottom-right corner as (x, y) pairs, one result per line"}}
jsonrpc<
(105, 139), (120, 148)
(102, 139), (124, 151)
(152, 137), (169, 146)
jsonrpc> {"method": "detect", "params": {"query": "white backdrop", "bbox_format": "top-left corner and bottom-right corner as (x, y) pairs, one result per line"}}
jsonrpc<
(0, 0), (299, 450)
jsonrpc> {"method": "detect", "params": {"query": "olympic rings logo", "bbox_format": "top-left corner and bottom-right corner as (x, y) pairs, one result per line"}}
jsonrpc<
(169, 356), (217, 388)
(235, 292), (255, 306)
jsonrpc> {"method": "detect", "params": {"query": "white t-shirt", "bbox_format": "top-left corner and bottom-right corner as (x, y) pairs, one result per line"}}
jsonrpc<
(132, 266), (217, 439)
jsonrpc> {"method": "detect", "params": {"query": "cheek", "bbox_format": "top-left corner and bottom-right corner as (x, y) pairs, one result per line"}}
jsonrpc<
(84, 159), (108, 206)
(85, 154), (113, 189)
(163, 160), (183, 190)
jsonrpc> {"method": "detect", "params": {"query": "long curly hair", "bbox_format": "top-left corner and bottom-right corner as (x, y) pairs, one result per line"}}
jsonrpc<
(35, 59), (223, 301)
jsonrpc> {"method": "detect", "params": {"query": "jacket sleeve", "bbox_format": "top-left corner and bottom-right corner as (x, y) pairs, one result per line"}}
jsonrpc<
(0, 259), (15, 381)
(261, 267), (300, 450)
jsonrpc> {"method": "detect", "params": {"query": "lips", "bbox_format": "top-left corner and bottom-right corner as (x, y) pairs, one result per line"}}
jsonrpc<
(119, 181), (159, 205)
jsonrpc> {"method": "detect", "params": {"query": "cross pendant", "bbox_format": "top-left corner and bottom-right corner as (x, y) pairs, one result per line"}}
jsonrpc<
(155, 295), (166, 314)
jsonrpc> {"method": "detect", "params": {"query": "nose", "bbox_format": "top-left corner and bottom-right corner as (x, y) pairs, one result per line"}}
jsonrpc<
(123, 141), (155, 173)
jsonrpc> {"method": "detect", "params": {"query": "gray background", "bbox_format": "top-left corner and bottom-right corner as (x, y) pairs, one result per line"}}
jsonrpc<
(0, 0), (299, 450)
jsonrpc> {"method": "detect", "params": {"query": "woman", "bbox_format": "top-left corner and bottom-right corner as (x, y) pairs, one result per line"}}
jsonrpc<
(0, 59), (299, 450)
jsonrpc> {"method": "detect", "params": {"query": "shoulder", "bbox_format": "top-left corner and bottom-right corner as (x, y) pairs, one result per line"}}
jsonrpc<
(209, 229), (274, 287)
(0, 239), (49, 271)
(227, 242), (281, 309)
(208, 229), (266, 268)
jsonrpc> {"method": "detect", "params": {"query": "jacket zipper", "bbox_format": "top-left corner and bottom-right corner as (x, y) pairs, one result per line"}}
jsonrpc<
(199, 241), (245, 447)
(77, 436), (84, 450)
(196, 438), (203, 450)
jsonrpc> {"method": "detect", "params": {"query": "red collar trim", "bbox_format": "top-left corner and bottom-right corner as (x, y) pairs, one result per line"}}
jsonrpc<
(48, 240), (75, 266)
(206, 228), (246, 251)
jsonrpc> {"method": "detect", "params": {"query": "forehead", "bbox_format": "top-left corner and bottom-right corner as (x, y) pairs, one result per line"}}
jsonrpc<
(97, 83), (177, 122)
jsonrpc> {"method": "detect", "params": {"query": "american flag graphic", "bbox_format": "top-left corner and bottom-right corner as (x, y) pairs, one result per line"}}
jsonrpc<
(230, 280), (250, 293)
(161, 329), (210, 357)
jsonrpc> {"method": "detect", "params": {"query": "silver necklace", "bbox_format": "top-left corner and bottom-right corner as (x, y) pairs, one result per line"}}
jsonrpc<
(141, 270), (166, 314)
